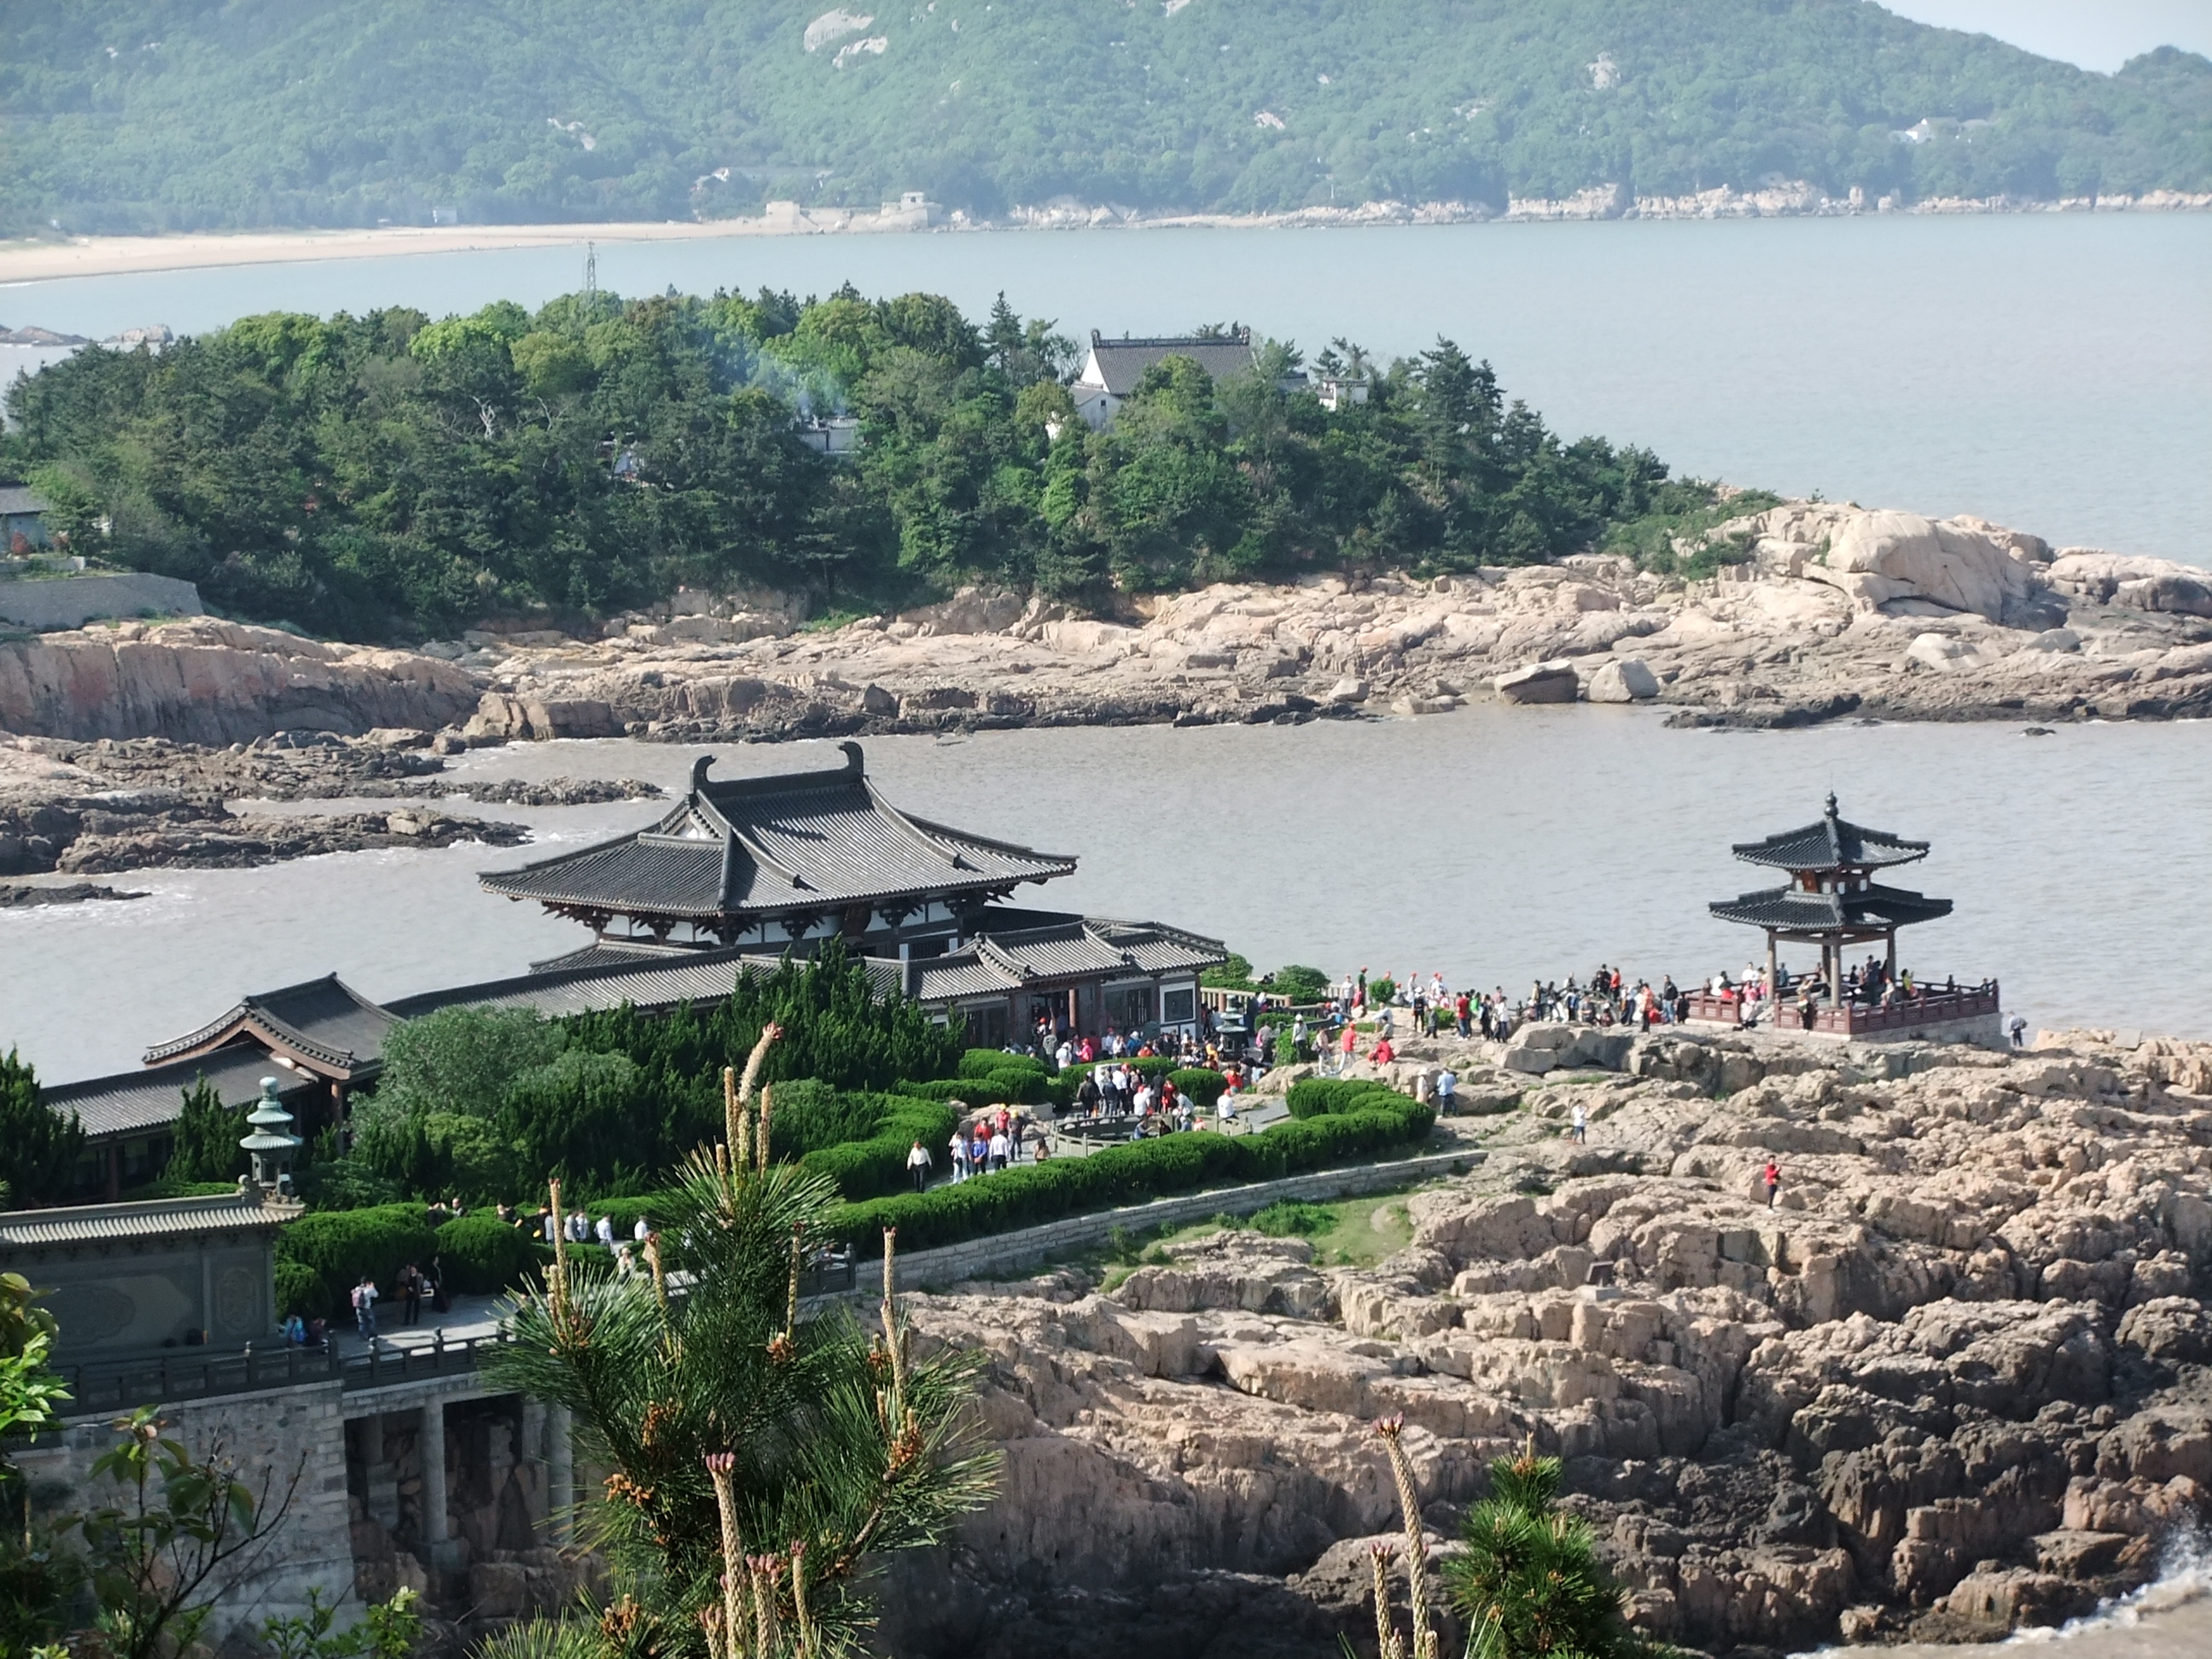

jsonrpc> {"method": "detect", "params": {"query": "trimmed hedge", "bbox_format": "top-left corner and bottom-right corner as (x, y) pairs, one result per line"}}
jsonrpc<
(1286, 1078), (1408, 1120)
(898, 1072), (1045, 1107)
(1168, 1068), (1229, 1108)
(800, 1098), (960, 1201)
(959, 1049), (1048, 1084)
(829, 1094), (1434, 1252)
(274, 1260), (321, 1322)
(434, 1213), (550, 1297)
(276, 1203), (438, 1321)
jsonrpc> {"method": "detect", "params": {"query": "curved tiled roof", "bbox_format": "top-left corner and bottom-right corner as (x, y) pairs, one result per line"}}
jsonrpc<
(1709, 882), (1953, 934)
(0, 1190), (300, 1249)
(143, 975), (397, 1073)
(43, 1051), (318, 1141)
(1732, 795), (1930, 872)
(480, 742), (1074, 920)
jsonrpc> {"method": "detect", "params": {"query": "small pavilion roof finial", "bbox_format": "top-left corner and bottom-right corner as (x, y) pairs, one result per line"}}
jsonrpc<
(1825, 791), (1840, 818)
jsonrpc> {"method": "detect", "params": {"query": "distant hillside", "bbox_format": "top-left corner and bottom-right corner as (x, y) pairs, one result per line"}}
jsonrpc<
(3, 2), (2208, 235)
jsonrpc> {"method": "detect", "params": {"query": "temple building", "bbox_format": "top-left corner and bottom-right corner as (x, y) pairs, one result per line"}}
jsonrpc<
(40, 743), (1225, 1193)
(1694, 795), (2000, 1043)
(480, 742), (1077, 955)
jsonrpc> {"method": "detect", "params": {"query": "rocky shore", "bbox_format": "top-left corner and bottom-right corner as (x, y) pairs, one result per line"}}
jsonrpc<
(2, 500), (2206, 876)
(874, 1026), (2212, 1658)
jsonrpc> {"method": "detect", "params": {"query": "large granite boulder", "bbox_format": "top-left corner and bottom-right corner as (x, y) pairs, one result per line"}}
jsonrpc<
(1494, 660), (1581, 702)
(1586, 658), (1660, 701)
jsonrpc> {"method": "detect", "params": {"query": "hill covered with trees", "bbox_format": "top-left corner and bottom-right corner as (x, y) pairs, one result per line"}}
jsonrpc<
(0, 285), (1741, 640)
(3, 1), (2207, 236)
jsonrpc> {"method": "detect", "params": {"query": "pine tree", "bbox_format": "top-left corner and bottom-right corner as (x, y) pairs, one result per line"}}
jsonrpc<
(1446, 1445), (1648, 1659)
(480, 1024), (997, 1657)
(0, 1051), (83, 1207)
(167, 1075), (247, 1184)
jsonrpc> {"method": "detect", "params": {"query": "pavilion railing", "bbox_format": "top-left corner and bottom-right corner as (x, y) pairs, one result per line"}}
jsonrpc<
(1689, 981), (2000, 1036)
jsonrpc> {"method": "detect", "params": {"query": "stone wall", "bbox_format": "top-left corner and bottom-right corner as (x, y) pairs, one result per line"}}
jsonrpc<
(18, 1380), (356, 1642)
(0, 572), (204, 632)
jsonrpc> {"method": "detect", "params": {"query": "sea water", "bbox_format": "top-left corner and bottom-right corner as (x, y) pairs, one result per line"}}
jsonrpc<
(2, 213), (2208, 561)
(5, 706), (2210, 1082)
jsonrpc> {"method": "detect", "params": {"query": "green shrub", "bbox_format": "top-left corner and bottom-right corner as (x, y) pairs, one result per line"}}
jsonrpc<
(1248, 1199), (1335, 1237)
(828, 1097), (1433, 1251)
(276, 1203), (439, 1320)
(897, 1071), (1043, 1107)
(273, 1259), (321, 1321)
(1267, 965), (1331, 1004)
(959, 1049), (1046, 1084)
(1168, 1068), (1229, 1108)
(800, 1099), (959, 1201)
(434, 1212), (548, 1297)
(768, 1082), (917, 1160)
(1285, 1078), (1407, 1119)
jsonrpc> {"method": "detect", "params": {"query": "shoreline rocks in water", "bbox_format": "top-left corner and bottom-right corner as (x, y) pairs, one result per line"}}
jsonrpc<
(872, 1026), (2212, 1659)
(0, 503), (2205, 760)
(0, 881), (148, 907)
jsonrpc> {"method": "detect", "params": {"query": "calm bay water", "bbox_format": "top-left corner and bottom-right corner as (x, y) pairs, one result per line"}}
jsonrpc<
(3, 213), (2209, 561)
(5, 706), (2209, 1083)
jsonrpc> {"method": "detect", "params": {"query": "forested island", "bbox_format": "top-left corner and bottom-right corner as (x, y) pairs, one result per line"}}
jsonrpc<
(0, 286), (1751, 640)
(3, 0), (2206, 237)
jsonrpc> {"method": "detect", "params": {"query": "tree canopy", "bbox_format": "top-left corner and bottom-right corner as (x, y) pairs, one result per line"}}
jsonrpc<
(2, 3), (2205, 235)
(2, 283), (1729, 639)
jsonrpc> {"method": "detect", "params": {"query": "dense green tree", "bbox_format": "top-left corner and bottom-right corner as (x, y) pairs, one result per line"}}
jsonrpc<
(0, 1051), (84, 1207)
(1448, 1447), (1651, 1659)
(1, 3), (2203, 236)
(166, 1076), (247, 1185)
(478, 1027), (995, 1657)
(3, 283), (1748, 636)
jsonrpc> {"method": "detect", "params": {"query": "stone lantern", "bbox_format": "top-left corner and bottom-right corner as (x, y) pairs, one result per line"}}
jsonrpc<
(239, 1075), (303, 1195)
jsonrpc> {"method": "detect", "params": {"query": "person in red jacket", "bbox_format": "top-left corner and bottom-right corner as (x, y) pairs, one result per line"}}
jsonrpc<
(1371, 1036), (1395, 1065)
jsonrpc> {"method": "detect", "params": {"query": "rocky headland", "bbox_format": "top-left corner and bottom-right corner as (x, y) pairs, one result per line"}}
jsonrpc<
(2, 501), (2207, 875)
(875, 1025), (2212, 1659)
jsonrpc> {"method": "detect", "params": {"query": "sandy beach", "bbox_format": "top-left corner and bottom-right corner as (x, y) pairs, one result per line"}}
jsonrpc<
(0, 218), (884, 285)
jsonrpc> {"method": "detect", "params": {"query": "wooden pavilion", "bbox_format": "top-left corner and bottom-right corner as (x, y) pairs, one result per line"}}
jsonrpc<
(1696, 795), (2000, 1041)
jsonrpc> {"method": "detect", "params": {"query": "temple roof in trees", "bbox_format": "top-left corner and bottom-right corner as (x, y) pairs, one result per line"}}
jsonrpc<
(478, 742), (1075, 923)
(142, 975), (397, 1076)
(1708, 883), (1954, 935)
(1732, 795), (1931, 872)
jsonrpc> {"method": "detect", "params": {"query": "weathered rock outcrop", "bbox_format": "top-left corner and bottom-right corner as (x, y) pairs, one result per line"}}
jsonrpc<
(0, 618), (479, 742)
(882, 1028), (2212, 1658)
(3, 504), (2207, 754)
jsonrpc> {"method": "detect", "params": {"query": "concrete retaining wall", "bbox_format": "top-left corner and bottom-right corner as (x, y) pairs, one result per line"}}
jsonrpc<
(863, 1146), (1481, 1292)
(0, 572), (204, 630)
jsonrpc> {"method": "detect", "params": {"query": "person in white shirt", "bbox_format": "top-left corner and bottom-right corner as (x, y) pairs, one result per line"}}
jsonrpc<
(1133, 1082), (1155, 1117)
(988, 1128), (1011, 1171)
(1055, 1039), (1074, 1071)
(905, 1139), (932, 1193)
(1571, 1103), (1588, 1144)
(1435, 1067), (1458, 1113)
(595, 1214), (615, 1249)
(633, 1216), (650, 1243)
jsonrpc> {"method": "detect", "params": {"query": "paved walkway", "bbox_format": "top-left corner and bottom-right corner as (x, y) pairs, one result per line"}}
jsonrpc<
(333, 1289), (509, 1359)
